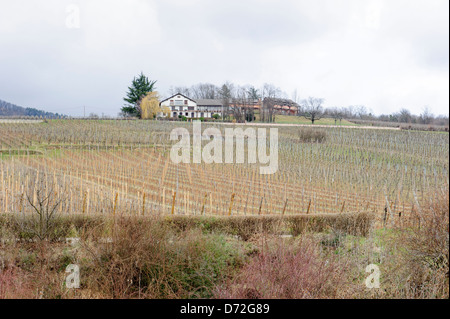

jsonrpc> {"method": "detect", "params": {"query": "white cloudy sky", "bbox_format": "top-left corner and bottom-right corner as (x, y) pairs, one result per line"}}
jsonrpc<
(0, 0), (448, 116)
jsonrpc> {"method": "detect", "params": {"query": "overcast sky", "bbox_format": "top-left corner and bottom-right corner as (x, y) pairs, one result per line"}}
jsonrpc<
(0, 0), (448, 116)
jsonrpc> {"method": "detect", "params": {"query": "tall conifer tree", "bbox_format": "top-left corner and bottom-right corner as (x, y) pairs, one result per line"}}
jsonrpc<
(122, 72), (157, 117)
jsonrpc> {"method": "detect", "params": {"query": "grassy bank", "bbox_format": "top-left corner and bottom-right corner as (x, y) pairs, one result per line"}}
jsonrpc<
(0, 199), (447, 299)
(258, 115), (358, 126)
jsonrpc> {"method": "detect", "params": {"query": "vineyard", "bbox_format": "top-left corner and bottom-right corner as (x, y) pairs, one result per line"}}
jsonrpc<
(0, 119), (448, 225)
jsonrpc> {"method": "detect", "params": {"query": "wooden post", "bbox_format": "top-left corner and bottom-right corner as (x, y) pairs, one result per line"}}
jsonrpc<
(19, 193), (24, 213)
(282, 198), (288, 215)
(228, 193), (235, 216)
(258, 197), (264, 215)
(171, 191), (177, 215)
(340, 201), (345, 213)
(201, 193), (208, 215)
(306, 199), (312, 214)
(82, 191), (87, 214)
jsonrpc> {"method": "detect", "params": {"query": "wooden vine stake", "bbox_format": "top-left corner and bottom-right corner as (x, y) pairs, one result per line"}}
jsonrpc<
(228, 193), (235, 216)
(282, 198), (288, 215)
(171, 191), (177, 215)
(258, 197), (264, 215)
(306, 199), (312, 214)
(19, 193), (24, 213)
(82, 191), (87, 214)
(201, 193), (208, 215)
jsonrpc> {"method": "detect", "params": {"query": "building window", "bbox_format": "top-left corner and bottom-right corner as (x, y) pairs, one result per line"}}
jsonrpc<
(200, 112), (204, 117)
(184, 100), (188, 105)
(191, 112), (194, 118)
(170, 100), (174, 105)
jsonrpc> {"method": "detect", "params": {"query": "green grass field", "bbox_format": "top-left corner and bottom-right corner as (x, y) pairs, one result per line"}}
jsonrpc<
(256, 114), (358, 126)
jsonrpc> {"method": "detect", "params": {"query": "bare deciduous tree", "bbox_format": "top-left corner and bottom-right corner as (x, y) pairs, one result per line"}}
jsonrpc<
(398, 108), (413, 123)
(301, 97), (325, 124)
(291, 89), (302, 115)
(262, 97), (298, 123)
(21, 171), (66, 240)
(419, 106), (434, 125)
(231, 87), (254, 123)
(190, 83), (219, 99)
(355, 105), (368, 119)
(169, 86), (191, 97)
(261, 83), (282, 99)
(327, 107), (346, 125)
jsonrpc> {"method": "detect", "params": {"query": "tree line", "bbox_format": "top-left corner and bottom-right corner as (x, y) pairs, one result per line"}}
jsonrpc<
(325, 105), (449, 127)
(0, 99), (62, 118)
(120, 73), (448, 126)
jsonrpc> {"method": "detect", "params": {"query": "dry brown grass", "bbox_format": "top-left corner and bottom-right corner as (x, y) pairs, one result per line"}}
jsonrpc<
(0, 199), (446, 299)
(1, 214), (249, 299)
(398, 191), (449, 298)
(1, 211), (374, 242)
(164, 211), (374, 240)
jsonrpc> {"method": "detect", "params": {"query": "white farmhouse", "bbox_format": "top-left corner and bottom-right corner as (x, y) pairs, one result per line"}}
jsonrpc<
(160, 93), (222, 119)
(159, 93), (224, 119)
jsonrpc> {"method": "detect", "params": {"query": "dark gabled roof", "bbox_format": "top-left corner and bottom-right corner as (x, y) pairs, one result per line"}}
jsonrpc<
(195, 99), (223, 106)
(263, 97), (299, 107)
(160, 93), (196, 104)
(160, 94), (224, 107)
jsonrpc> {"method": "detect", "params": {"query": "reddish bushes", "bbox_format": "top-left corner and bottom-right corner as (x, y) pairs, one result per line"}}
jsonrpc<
(214, 237), (348, 299)
(0, 267), (35, 299)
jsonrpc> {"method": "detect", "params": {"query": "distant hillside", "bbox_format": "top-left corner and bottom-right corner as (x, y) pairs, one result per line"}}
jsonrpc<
(0, 99), (63, 118)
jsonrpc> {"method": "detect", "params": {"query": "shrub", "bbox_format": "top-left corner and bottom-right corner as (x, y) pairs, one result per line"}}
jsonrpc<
(400, 191), (449, 298)
(81, 216), (244, 298)
(164, 213), (374, 240)
(298, 128), (327, 143)
(214, 237), (348, 299)
(0, 267), (35, 298)
(367, 192), (450, 299)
